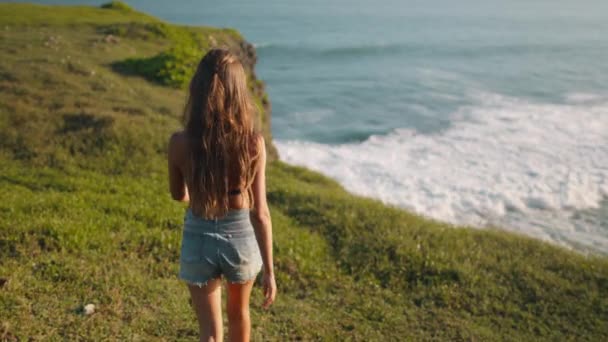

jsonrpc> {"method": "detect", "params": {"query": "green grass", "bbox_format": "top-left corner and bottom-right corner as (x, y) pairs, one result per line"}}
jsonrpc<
(0, 2), (155, 26)
(1, 2), (607, 341)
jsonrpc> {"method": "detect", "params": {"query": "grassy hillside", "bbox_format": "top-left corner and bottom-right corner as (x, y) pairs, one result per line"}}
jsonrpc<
(0, 1), (275, 172)
(1, 2), (607, 341)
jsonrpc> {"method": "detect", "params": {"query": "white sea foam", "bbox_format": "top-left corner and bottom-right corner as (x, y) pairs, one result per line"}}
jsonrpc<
(565, 92), (606, 104)
(276, 92), (608, 253)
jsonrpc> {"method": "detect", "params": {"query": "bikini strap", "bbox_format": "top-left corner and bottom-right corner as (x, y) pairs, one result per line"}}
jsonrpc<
(228, 188), (241, 196)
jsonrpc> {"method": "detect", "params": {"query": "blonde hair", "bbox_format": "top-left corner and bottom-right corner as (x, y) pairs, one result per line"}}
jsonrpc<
(183, 49), (260, 219)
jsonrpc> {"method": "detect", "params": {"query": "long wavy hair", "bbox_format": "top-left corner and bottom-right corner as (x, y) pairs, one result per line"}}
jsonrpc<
(183, 49), (260, 219)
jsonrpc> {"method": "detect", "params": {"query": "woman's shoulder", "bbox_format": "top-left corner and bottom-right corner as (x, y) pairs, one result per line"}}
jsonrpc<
(170, 130), (190, 147)
(248, 132), (265, 156)
(170, 130), (187, 143)
(251, 132), (265, 145)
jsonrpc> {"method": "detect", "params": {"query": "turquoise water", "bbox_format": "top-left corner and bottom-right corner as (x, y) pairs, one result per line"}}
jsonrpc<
(13, 0), (608, 253)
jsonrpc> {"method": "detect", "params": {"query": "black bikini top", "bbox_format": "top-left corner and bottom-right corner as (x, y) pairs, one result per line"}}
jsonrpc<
(228, 188), (241, 196)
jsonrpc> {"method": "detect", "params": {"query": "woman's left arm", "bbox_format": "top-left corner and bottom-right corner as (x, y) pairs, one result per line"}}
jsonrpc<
(168, 132), (190, 203)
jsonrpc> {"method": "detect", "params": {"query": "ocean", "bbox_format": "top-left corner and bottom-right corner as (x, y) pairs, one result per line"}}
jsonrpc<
(15, 0), (608, 253)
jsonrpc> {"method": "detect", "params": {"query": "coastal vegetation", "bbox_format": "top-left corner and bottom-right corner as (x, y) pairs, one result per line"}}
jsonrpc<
(1, 2), (606, 340)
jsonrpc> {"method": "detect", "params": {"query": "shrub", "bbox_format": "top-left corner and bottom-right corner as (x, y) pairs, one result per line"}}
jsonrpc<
(100, 1), (133, 12)
(112, 41), (202, 88)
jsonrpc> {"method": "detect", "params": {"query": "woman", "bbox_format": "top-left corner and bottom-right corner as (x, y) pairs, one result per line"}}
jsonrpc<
(167, 48), (276, 342)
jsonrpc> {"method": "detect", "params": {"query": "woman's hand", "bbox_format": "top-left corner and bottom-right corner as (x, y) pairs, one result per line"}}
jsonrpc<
(262, 270), (276, 309)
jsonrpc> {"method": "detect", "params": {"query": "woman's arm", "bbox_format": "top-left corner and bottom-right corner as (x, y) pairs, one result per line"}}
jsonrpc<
(249, 135), (276, 309)
(168, 132), (190, 203)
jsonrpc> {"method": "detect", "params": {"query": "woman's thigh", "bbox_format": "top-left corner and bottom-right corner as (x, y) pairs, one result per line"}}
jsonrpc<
(225, 279), (255, 317)
(187, 278), (223, 332)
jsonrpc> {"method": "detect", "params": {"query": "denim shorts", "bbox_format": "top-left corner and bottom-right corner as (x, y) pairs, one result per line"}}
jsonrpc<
(178, 207), (263, 287)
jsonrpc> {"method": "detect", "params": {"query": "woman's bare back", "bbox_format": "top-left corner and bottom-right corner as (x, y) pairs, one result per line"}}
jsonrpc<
(168, 130), (260, 210)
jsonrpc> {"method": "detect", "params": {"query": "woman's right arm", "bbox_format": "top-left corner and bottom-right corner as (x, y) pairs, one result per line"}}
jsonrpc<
(250, 135), (276, 309)
(168, 132), (190, 203)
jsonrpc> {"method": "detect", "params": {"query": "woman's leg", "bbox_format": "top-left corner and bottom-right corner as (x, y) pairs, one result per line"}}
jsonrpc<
(225, 279), (255, 342)
(187, 278), (223, 342)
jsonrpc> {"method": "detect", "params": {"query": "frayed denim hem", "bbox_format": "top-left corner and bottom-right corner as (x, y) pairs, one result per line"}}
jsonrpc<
(225, 263), (263, 285)
(179, 273), (219, 288)
(179, 270), (260, 288)
(225, 271), (260, 285)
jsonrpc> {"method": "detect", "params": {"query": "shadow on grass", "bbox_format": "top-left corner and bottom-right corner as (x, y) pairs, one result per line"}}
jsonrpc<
(0, 175), (75, 192)
(60, 112), (114, 134)
(109, 55), (166, 85)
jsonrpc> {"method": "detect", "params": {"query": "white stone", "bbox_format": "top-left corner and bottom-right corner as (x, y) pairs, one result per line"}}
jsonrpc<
(83, 303), (95, 315)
